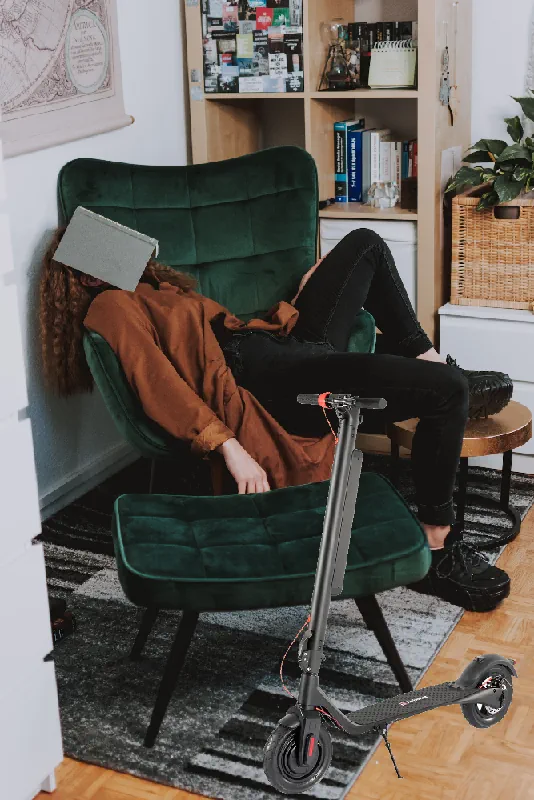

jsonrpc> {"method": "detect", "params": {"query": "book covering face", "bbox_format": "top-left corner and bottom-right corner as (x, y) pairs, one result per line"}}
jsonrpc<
(53, 207), (159, 292)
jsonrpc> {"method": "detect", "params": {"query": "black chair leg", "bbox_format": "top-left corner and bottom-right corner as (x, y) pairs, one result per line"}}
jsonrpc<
(354, 595), (413, 693)
(144, 610), (199, 748)
(130, 607), (159, 661)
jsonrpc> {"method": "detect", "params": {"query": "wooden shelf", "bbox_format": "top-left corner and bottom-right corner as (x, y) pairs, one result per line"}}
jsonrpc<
(184, 0), (474, 342)
(319, 203), (418, 221)
(205, 93), (304, 101)
(311, 89), (418, 100)
(205, 90), (417, 101)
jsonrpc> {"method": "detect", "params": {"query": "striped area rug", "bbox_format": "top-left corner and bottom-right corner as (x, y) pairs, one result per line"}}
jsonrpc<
(41, 455), (534, 799)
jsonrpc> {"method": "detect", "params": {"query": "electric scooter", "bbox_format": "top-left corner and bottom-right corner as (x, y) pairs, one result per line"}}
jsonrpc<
(263, 392), (517, 794)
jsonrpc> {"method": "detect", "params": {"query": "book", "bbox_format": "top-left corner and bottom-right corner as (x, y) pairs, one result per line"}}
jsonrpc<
(53, 207), (158, 291)
(413, 140), (418, 177)
(362, 129), (374, 203)
(347, 127), (368, 202)
(399, 21), (413, 40)
(379, 140), (392, 182)
(402, 141), (410, 179)
(383, 21), (395, 41)
(408, 140), (414, 177)
(392, 141), (402, 199)
(334, 118), (365, 202)
(370, 128), (391, 188)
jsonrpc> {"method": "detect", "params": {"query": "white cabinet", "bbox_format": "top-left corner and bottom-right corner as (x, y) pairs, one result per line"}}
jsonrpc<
(0, 129), (62, 797)
(439, 303), (534, 473)
(0, 661), (63, 800)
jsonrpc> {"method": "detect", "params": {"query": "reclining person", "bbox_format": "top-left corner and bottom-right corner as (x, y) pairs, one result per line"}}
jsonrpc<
(40, 227), (513, 613)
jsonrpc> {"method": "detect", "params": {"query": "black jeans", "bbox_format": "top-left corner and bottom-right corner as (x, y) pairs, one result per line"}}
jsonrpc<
(222, 229), (469, 526)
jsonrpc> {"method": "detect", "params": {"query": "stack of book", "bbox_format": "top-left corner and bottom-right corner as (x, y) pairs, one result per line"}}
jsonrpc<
(203, 0), (304, 94)
(334, 119), (417, 204)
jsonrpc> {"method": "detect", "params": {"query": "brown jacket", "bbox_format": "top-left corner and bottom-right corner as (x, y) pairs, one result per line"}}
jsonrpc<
(84, 281), (335, 488)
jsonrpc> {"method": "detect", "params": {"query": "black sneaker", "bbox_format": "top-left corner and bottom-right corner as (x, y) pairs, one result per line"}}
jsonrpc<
(408, 532), (510, 612)
(446, 355), (513, 420)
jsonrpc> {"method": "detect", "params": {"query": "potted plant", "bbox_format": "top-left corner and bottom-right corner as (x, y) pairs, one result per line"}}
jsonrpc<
(447, 95), (534, 218)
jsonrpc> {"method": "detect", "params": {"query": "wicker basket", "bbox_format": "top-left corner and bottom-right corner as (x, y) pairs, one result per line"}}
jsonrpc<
(451, 184), (534, 311)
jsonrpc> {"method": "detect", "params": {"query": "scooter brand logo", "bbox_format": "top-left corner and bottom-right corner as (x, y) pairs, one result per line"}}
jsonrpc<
(399, 696), (428, 707)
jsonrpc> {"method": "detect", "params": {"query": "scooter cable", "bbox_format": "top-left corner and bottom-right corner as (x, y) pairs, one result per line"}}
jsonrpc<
(318, 392), (339, 444)
(278, 615), (344, 730)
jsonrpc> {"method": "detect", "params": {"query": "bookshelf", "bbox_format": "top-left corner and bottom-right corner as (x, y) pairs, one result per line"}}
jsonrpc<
(184, 0), (473, 342)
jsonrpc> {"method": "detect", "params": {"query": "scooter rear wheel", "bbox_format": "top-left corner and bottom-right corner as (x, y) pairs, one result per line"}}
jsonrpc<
(263, 716), (332, 794)
(461, 666), (513, 728)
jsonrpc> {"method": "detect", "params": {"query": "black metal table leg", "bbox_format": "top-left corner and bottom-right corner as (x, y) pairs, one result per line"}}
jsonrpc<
(454, 449), (522, 550)
(456, 457), (468, 529)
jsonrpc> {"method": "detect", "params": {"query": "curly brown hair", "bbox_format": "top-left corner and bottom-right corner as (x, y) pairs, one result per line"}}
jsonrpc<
(39, 227), (197, 397)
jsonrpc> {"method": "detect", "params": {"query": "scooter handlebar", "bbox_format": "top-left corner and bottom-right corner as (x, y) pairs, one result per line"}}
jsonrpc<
(297, 393), (387, 410)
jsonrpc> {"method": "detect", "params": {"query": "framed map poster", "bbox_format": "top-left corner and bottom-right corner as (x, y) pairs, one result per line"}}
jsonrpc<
(0, 0), (132, 157)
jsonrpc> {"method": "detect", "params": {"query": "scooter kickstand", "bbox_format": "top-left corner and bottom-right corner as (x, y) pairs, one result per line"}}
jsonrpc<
(376, 725), (403, 779)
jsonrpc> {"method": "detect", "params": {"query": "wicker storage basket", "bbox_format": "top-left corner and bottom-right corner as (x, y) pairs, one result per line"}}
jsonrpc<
(451, 185), (534, 311)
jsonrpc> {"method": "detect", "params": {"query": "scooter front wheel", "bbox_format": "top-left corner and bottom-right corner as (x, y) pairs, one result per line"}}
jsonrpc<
(263, 716), (332, 795)
(461, 666), (513, 728)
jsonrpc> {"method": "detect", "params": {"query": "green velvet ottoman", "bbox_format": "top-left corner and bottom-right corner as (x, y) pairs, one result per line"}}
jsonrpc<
(112, 472), (430, 746)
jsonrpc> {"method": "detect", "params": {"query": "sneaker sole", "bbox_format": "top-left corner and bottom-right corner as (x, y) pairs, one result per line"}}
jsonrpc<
(468, 383), (514, 420)
(407, 575), (511, 612)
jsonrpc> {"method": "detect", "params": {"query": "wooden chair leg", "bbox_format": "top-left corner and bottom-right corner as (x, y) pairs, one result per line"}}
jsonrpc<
(130, 607), (159, 661)
(144, 610), (199, 748)
(354, 595), (413, 693)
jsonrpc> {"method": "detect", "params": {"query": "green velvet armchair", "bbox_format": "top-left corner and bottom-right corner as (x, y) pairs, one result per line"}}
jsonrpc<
(57, 146), (376, 480)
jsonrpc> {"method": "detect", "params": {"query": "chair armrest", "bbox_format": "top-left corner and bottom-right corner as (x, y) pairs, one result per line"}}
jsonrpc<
(83, 330), (187, 461)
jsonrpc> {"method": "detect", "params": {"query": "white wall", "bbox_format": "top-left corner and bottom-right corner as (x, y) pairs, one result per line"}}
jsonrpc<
(472, 0), (534, 142)
(4, 0), (188, 515)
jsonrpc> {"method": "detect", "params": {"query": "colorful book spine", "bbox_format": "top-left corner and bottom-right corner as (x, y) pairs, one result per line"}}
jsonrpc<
(334, 119), (365, 202)
(370, 129), (390, 188)
(347, 128), (365, 202)
(402, 141), (410, 179)
(379, 140), (392, 182)
(392, 141), (402, 199)
(362, 129), (373, 203)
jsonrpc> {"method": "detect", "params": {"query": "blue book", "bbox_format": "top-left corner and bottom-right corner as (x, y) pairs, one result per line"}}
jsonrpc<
(402, 141), (410, 179)
(347, 128), (366, 202)
(334, 118), (365, 202)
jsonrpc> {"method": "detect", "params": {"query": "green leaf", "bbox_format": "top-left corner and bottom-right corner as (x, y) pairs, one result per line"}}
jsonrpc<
(476, 190), (500, 210)
(513, 166), (532, 182)
(513, 95), (534, 122)
(463, 150), (495, 163)
(466, 139), (507, 159)
(505, 116), (524, 143)
(494, 175), (524, 203)
(496, 143), (531, 162)
(447, 165), (485, 193)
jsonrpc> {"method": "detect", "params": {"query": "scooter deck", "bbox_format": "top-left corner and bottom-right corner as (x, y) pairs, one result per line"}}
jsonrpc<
(349, 683), (474, 727)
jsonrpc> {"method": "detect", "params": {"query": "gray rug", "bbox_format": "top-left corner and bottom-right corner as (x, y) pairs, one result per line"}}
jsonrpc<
(46, 457), (534, 799)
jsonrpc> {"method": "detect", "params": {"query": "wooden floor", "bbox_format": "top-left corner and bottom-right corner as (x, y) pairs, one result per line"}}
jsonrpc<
(39, 506), (534, 800)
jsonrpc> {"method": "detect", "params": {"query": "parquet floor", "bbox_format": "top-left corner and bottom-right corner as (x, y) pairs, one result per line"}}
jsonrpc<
(39, 505), (534, 800)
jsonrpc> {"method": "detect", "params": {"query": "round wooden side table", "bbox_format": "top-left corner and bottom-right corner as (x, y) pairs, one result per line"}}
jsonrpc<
(387, 400), (532, 549)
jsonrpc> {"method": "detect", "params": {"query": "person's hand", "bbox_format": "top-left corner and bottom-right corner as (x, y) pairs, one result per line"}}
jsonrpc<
(217, 438), (270, 494)
(290, 257), (325, 305)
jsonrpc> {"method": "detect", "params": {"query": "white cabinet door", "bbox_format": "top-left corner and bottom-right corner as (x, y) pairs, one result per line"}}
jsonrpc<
(0, 419), (42, 566)
(0, 283), (28, 419)
(0, 660), (63, 800)
(0, 543), (53, 689)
